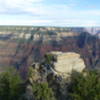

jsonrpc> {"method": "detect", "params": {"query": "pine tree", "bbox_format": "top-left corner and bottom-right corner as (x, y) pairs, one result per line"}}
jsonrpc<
(67, 70), (100, 100)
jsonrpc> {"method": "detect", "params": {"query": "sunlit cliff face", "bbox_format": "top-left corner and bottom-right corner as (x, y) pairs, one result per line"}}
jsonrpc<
(48, 52), (85, 77)
(0, 26), (100, 78)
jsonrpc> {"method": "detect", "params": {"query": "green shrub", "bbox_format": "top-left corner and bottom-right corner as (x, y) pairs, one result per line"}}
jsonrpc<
(0, 68), (24, 100)
(32, 82), (55, 100)
(44, 54), (54, 64)
(68, 70), (100, 100)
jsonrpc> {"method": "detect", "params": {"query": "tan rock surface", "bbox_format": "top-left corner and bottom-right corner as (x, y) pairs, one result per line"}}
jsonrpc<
(49, 52), (86, 76)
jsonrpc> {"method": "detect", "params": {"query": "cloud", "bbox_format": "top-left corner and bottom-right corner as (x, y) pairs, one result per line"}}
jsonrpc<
(55, 19), (99, 27)
(0, 0), (43, 15)
(0, 17), (53, 26)
(0, 0), (100, 26)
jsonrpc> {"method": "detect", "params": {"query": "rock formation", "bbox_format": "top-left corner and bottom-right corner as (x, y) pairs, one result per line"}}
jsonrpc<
(30, 51), (86, 79)
(0, 26), (100, 76)
(47, 52), (86, 77)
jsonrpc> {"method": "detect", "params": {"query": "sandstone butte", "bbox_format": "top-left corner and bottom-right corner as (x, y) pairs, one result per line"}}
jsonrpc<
(48, 51), (86, 77)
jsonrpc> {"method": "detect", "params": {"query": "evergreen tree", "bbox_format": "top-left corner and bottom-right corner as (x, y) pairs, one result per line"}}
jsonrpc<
(32, 82), (55, 100)
(67, 70), (100, 100)
(0, 68), (24, 100)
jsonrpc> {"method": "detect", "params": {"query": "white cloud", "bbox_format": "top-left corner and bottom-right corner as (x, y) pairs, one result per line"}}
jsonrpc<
(0, 0), (43, 14)
(5, 0), (43, 7)
(58, 19), (99, 27)
(0, 18), (53, 26)
(0, 0), (100, 26)
(4, 0), (43, 6)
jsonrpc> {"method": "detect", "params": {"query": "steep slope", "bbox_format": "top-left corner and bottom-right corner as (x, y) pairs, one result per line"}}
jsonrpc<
(0, 26), (100, 77)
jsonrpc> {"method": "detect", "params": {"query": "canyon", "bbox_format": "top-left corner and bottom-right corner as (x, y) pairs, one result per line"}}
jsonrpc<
(0, 26), (100, 78)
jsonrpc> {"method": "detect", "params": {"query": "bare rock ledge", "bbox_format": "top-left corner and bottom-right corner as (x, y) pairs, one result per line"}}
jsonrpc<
(49, 51), (86, 77)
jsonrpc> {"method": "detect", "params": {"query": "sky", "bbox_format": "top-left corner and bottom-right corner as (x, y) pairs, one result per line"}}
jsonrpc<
(0, 0), (100, 26)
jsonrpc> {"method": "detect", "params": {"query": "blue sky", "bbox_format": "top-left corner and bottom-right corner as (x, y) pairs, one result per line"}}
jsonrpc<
(0, 0), (100, 26)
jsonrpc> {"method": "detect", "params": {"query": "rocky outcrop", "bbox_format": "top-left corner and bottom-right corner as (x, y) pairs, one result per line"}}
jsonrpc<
(47, 52), (86, 77)
(0, 27), (80, 41)
(0, 26), (100, 76)
(30, 52), (86, 79)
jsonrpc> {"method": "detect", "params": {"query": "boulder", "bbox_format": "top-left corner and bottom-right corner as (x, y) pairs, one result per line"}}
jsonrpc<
(48, 51), (86, 77)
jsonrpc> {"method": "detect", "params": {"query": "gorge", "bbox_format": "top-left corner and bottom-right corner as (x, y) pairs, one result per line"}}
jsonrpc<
(0, 26), (100, 77)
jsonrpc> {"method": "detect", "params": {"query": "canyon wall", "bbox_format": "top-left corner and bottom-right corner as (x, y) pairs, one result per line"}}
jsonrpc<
(48, 52), (85, 77)
(0, 26), (100, 77)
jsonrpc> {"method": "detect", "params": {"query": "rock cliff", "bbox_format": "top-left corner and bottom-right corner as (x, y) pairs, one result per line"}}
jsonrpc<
(0, 26), (100, 78)
(47, 52), (86, 77)
(30, 52), (85, 79)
